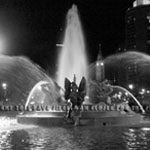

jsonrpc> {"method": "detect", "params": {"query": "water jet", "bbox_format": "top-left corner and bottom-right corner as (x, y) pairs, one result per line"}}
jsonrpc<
(17, 4), (150, 128)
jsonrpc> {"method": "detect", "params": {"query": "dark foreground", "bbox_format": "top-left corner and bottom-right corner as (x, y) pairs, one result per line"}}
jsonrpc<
(17, 110), (150, 128)
(1, 117), (150, 150)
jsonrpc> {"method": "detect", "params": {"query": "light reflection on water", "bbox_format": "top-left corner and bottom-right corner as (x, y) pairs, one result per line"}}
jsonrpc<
(123, 127), (150, 150)
(0, 131), (12, 150)
(1, 117), (150, 150)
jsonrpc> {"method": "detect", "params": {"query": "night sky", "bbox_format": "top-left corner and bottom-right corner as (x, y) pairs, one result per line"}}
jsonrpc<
(0, 0), (134, 75)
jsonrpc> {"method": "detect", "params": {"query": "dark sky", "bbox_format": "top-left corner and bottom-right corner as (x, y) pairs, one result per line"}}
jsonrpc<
(0, 0), (134, 74)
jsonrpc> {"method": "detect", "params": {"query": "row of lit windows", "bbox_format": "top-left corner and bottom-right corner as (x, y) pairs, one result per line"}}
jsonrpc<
(125, 8), (150, 52)
(127, 12), (150, 24)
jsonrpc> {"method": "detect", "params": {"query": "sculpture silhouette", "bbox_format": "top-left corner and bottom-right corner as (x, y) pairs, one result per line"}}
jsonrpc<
(64, 75), (86, 120)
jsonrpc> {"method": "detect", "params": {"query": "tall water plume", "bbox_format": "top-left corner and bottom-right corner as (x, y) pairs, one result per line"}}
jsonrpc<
(57, 4), (88, 88)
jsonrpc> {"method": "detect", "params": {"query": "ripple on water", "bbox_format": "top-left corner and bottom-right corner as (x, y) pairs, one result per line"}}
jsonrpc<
(1, 119), (150, 150)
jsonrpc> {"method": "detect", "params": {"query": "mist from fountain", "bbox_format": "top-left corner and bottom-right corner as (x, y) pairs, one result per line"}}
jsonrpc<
(88, 59), (145, 113)
(25, 80), (62, 109)
(0, 55), (54, 106)
(0, 54), (62, 116)
(0, 117), (36, 132)
(25, 81), (49, 109)
(57, 4), (88, 88)
(111, 85), (145, 113)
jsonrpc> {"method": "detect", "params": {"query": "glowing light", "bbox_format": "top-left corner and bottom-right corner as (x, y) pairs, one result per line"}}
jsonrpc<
(96, 62), (100, 66)
(85, 96), (89, 99)
(129, 128), (135, 132)
(2, 83), (7, 90)
(119, 92), (122, 95)
(56, 44), (64, 47)
(133, 0), (150, 7)
(100, 62), (104, 66)
(96, 62), (104, 67)
(30, 101), (35, 105)
(128, 84), (134, 90)
(141, 127), (150, 131)
(83, 95), (90, 104)
(142, 89), (145, 92)
(139, 88), (146, 95)
(142, 0), (150, 5)
(125, 92), (129, 96)
(38, 85), (42, 90)
(133, 0), (137, 7)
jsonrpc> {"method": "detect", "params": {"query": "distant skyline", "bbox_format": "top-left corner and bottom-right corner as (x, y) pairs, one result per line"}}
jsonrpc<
(0, 0), (134, 73)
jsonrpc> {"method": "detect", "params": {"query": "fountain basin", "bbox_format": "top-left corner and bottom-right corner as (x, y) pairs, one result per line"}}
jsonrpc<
(17, 105), (150, 127)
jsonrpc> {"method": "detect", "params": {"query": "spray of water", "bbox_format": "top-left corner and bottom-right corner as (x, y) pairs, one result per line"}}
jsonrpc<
(0, 55), (52, 105)
(25, 81), (49, 109)
(0, 117), (36, 132)
(57, 4), (88, 88)
(111, 85), (145, 113)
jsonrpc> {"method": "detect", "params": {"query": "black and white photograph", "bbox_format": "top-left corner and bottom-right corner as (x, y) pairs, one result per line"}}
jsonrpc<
(0, 0), (150, 149)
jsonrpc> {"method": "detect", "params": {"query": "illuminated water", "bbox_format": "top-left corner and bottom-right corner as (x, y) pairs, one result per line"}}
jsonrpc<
(104, 51), (150, 88)
(25, 80), (62, 109)
(1, 117), (150, 150)
(0, 55), (53, 106)
(57, 4), (88, 87)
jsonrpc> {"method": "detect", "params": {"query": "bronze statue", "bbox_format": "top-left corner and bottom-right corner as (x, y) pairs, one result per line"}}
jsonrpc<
(64, 75), (86, 122)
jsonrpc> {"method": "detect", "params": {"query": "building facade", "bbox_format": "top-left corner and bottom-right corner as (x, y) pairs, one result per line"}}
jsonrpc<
(125, 0), (150, 53)
(126, 63), (138, 87)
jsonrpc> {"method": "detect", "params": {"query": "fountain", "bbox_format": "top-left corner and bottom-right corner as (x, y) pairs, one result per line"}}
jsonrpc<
(0, 55), (53, 108)
(17, 5), (150, 128)
(57, 4), (88, 87)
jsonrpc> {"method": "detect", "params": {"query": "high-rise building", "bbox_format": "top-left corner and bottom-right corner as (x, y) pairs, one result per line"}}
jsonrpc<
(125, 0), (150, 53)
(126, 63), (138, 86)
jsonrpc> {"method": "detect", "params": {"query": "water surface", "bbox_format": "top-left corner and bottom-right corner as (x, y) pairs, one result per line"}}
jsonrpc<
(1, 117), (150, 150)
